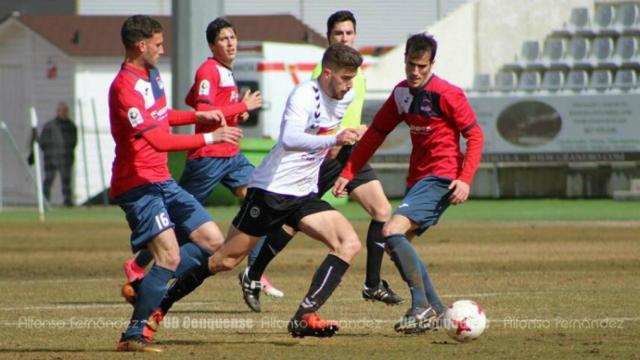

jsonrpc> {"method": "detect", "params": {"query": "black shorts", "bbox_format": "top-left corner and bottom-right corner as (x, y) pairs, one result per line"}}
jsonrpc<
(232, 188), (335, 237)
(316, 145), (378, 195)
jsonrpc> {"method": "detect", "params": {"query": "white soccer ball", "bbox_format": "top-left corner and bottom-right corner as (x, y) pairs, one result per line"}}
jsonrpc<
(443, 299), (487, 342)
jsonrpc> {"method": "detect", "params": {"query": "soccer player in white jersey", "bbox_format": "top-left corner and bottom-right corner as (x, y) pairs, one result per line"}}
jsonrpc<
(152, 43), (363, 338)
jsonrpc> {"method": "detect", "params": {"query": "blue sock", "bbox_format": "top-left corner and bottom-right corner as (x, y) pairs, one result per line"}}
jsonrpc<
(134, 249), (154, 268)
(247, 236), (266, 266)
(124, 265), (174, 339)
(386, 234), (428, 310)
(158, 242), (212, 314)
(175, 242), (211, 277)
(418, 260), (443, 312)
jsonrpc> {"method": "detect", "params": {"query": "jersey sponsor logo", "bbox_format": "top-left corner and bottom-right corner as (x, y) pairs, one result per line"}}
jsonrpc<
(150, 106), (168, 121)
(198, 80), (210, 96)
(409, 124), (433, 134)
(127, 107), (143, 128)
(249, 206), (261, 218)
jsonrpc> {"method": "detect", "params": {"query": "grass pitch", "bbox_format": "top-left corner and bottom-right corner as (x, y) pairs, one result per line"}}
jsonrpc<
(0, 201), (638, 359)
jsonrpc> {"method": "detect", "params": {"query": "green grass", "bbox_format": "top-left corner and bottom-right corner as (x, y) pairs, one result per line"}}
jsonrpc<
(1, 199), (638, 222)
(0, 220), (638, 359)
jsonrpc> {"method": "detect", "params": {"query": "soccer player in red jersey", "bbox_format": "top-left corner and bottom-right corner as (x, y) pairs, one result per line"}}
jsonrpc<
(110, 15), (241, 352)
(334, 33), (484, 334)
(121, 17), (283, 300)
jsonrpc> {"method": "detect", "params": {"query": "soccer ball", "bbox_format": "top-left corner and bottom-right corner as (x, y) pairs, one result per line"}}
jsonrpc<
(443, 300), (487, 342)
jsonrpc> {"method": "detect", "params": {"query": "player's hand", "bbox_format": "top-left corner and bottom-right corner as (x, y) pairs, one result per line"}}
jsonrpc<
(332, 176), (350, 198)
(196, 110), (226, 126)
(242, 90), (262, 111)
(354, 125), (368, 140)
(448, 179), (470, 205)
(239, 111), (250, 122)
(209, 126), (243, 145)
(336, 128), (359, 146)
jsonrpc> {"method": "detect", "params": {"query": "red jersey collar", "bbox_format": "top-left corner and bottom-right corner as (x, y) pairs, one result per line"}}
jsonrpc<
(209, 57), (233, 71)
(121, 62), (153, 80)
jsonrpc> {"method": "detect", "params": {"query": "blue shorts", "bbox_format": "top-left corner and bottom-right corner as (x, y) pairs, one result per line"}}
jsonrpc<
(179, 154), (254, 204)
(395, 176), (453, 236)
(114, 180), (212, 253)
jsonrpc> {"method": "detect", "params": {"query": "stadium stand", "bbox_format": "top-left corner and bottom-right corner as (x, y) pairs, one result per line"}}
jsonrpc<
(480, 2), (640, 94)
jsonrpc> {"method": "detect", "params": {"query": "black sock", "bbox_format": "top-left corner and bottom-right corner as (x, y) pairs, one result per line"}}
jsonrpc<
(365, 220), (385, 288)
(294, 254), (349, 319)
(248, 227), (294, 281)
(159, 261), (213, 314)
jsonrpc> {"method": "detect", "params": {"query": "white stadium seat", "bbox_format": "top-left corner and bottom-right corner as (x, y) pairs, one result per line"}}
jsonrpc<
(613, 36), (640, 68)
(616, 3), (640, 34)
(589, 69), (613, 91)
(613, 69), (637, 91)
(593, 4), (617, 35)
(566, 36), (591, 68)
(541, 70), (565, 92)
(588, 36), (616, 68)
(565, 70), (589, 92)
(518, 71), (541, 92)
(472, 73), (492, 92)
(540, 37), (569, 69)
(494, 70), (518, 92)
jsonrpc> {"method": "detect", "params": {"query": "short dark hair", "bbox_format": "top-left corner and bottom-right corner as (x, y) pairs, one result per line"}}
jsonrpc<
(321, 43), (363, 72)
(326, 10), (356, 38)
(121, 15), (163, 50)
(405, 33), (438, 62)
(206, 17), (235, 44)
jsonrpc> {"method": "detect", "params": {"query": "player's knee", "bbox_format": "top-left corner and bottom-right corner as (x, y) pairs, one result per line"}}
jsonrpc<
(382, 223), (402, 238)
(341, 233), (361, 257)
(369, 202), (392, 222)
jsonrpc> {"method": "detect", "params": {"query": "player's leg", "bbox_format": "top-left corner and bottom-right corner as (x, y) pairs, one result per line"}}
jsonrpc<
(115, 185), (182, 352)
(224, 154), (284, 297)
(348, 174), (403, 305)
(287, 200), (361, 337)
(122, 157), (228, 285)
(386, 176), (452, 334)
(244, 224), (293, 297)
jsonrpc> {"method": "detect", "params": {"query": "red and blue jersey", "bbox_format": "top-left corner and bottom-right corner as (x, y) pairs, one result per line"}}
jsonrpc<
(341, 75), (484, 187)
(109, 63), (201, 197)
(185, 58), (247, 159)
